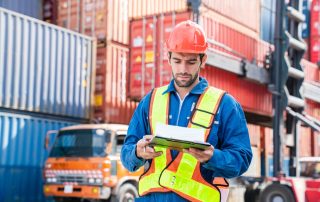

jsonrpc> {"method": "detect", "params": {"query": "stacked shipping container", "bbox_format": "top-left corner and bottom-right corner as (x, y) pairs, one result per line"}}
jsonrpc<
(47, 0), (189, 123)
(0, 7), (96, 201)
(129, 11), (191, 99)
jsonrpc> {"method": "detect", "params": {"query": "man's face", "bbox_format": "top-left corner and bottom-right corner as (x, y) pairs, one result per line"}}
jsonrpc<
(169, 52), (204, 88)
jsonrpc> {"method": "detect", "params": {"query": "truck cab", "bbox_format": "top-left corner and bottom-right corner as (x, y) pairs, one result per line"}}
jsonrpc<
(43, 124), (143, 202)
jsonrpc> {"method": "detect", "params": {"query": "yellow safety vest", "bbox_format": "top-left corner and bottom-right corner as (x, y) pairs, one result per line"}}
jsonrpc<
(139, 85), (229, 202)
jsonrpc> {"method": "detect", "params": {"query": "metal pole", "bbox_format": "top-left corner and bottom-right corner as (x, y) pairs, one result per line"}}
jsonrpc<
(273, 0), (286, 177)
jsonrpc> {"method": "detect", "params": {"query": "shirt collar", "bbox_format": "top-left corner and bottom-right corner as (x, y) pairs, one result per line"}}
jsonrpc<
(162, 77), (209, 95)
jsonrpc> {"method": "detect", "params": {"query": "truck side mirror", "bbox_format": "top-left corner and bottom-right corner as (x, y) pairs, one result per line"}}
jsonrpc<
(45, 130), (58, 150)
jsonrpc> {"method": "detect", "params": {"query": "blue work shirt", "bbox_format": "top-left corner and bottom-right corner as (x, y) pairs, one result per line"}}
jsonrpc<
(121, 77), (252, 202)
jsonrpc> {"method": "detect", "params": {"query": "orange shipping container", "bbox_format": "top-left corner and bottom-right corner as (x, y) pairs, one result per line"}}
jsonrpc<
(94, 43), (138, 123)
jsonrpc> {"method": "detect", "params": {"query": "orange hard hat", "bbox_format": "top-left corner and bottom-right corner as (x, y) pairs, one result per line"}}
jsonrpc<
(166, 20), (208, 53)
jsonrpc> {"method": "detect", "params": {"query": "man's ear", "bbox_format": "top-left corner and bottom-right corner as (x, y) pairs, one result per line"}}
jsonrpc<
(200, 54), (207, 68)
(167, 52), (171, 65)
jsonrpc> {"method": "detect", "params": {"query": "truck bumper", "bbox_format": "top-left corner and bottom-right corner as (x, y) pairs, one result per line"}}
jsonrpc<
(44, 184), (111, 199)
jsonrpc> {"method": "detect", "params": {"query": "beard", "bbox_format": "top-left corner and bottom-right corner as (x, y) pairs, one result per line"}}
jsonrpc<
(173, 70), (199, 88)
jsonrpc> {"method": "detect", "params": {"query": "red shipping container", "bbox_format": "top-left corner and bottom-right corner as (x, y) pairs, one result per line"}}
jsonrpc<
(201, 66), (272, 116)
(128, 10), (269, 100)
(310, 36), (320, 64)
(128, 0), (188, 19)
(199, 10), (272, 66)
(200, 0), (260, 33)
(310, 0), (320, 37)
(94, 43), (139, 123)
(53, 0), (130, 45)
(128, 11), (191, 99)
(56, 0), (82, 32)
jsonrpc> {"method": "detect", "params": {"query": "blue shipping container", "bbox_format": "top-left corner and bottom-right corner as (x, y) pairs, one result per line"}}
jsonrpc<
(0, 111), (81, 202)
(0, 0), (42, 19)
(0, 7), (96, 120)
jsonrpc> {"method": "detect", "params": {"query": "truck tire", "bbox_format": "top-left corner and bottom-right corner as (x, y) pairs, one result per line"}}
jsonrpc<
(244, 189), (260, 202)
(118, 184), (138, 202)
(259, 184), (295, 202)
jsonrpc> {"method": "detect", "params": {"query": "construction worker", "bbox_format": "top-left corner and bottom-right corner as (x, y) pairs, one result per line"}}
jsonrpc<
(121, 20), (252, 202)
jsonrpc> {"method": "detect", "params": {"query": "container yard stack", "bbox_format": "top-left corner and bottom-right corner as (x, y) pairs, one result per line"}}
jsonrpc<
(0, 7), (96, 201)
(44, 0), (189, 123)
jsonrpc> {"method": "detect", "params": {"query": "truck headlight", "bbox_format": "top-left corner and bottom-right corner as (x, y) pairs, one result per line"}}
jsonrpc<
(89, 178), (95, 183)
(96, 178), (102, 184)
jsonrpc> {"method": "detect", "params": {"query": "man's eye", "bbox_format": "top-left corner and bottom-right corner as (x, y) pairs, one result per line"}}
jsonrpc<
(174, 60), (181, 64)
(188, 62), (196, 65)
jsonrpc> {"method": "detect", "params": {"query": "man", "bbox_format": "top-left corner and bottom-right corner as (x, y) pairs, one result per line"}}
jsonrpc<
(121, 20), (252, 202)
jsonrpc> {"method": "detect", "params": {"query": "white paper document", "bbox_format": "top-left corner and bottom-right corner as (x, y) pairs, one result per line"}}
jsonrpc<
(154, 123), (205, 142)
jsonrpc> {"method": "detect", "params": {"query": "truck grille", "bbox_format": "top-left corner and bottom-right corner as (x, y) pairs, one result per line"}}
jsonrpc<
(57, 174), (87, 184)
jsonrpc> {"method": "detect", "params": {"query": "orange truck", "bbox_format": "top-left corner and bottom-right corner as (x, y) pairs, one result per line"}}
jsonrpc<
(43, 124), (143, 202)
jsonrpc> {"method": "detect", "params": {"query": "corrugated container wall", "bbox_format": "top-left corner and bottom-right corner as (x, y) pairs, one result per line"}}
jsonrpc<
(200, 0), (260, 33)
(202, 67), (272, 116)
(94, 43), (138, 123)
(0, 0), (42, 19)
(129, 11), (191, 99)
(54, 0), (130, 45)
(128, 0), (188, 19)
(0, 8), (96, 120)
(0, 112), (80, 202)
(199, 10), (270, 66)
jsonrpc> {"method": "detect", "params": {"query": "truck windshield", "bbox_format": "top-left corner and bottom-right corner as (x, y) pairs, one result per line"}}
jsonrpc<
(49, 129), (110, 157)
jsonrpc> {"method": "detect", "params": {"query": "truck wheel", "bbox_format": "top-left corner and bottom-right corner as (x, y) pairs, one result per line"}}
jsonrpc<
(118, 184), (138, 202)
(244, 189), (260, 202)
(259, 184), (295, 202)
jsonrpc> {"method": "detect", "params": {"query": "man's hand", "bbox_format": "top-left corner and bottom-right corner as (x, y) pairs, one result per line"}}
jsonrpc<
(183, 145), (214, 163)
(136, 135), (163, 159)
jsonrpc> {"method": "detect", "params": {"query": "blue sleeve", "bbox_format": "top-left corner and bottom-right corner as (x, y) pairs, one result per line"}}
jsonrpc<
(120, 92), (151, 172)
(203, 94), (252, 178)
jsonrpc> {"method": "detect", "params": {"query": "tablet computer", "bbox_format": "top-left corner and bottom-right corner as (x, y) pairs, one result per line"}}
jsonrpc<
(149, 136), (211, 151)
